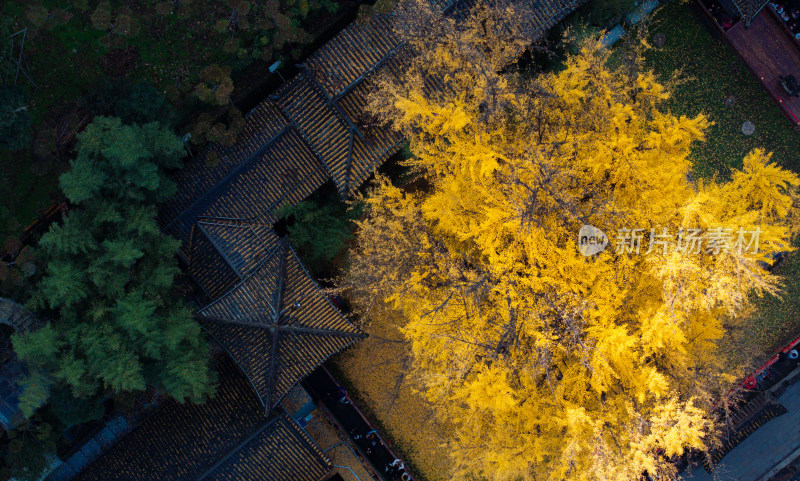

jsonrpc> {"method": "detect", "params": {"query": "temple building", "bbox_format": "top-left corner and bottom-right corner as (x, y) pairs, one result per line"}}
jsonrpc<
(195, 234), (367, 411)
(41, 1), (586, 480)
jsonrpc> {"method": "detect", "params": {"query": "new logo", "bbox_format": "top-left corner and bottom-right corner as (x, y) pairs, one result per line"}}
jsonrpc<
(578, 225), (608, 256)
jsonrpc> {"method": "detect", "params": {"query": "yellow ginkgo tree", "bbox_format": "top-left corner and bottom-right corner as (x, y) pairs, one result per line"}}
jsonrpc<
(345, 1), (800, 480)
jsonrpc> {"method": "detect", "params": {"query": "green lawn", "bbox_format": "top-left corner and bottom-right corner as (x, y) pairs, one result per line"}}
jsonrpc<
(644, 2), (800, 179)
(642, 2), (800, 366)
(735, 247), (800, 367)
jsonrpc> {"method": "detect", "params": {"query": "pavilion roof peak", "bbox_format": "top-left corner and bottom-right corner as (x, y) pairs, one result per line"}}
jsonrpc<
(196, 236), (364, 409)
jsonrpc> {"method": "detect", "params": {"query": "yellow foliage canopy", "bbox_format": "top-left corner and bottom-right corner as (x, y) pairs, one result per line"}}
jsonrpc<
(346, 2), (800, 479)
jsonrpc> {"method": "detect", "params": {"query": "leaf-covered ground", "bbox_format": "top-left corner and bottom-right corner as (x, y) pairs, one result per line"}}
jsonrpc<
(332, 301), (454, 481)
(642, 2), (800, 363)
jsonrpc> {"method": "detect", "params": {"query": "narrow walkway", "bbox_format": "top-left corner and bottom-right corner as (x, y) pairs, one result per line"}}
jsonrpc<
(725, 8), (800, 124)
(303, 367), (417, 481)
(305, 410), (375, 481)
(682, 378), (800, 481)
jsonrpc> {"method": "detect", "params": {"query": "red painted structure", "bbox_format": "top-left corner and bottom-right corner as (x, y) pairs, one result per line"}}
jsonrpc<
(699, 0), (800, 126)
(742, 333), (800, 390)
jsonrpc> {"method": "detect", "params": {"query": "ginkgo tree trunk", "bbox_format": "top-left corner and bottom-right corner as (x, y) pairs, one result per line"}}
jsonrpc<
(345, 1), (800, 480)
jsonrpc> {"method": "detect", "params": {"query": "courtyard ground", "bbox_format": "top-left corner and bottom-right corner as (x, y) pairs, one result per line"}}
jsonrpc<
(332, 301), (453, 481)
(643, 1), (800, 179)
(642, 1), (800, 365)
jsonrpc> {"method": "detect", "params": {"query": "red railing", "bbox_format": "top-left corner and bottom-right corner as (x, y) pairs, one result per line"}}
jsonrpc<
(741, 333), (800, 390)
(698, 0), (800, 126)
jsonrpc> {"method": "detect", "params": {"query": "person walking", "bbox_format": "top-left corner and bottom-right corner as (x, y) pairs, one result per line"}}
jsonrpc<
(338, 386), (351, 405)
(385, 458), (404, 474)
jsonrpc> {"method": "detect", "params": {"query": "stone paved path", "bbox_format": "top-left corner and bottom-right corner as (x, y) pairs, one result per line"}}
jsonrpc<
(682, 381), (800, 481)
(304, 367), (417, 481)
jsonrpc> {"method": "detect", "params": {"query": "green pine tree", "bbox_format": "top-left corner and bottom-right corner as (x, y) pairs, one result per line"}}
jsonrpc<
(12, 117), (215, 417)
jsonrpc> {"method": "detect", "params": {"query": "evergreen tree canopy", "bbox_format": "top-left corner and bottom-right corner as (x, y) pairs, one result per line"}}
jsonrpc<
(12, 117), (214, 415)
(276, 189), (361, 274)
(79, 80), (178, 127)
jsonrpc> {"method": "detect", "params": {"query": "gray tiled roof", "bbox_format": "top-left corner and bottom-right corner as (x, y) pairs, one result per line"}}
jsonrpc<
(159, 0), (584, 243)
(197, 414), (330, 481)
(71, 357), (329, 481)
(197, 236), (365, 409)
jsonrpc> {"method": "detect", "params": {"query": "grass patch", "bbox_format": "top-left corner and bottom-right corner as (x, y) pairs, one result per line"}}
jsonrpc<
(643, 2), (800, 179)
(728, 248), (800, 368)
(639, 2), (800, 361)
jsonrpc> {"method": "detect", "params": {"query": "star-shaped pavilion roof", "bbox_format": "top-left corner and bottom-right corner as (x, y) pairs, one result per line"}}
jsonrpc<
(196, 234), (365, 410)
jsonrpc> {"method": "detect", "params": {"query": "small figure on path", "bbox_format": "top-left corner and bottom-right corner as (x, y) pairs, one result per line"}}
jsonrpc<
(338, 386), (351, 405)
(366, 429), (380, 447)
(386, 458), (404, 474)
(365, 430), (383, 457)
